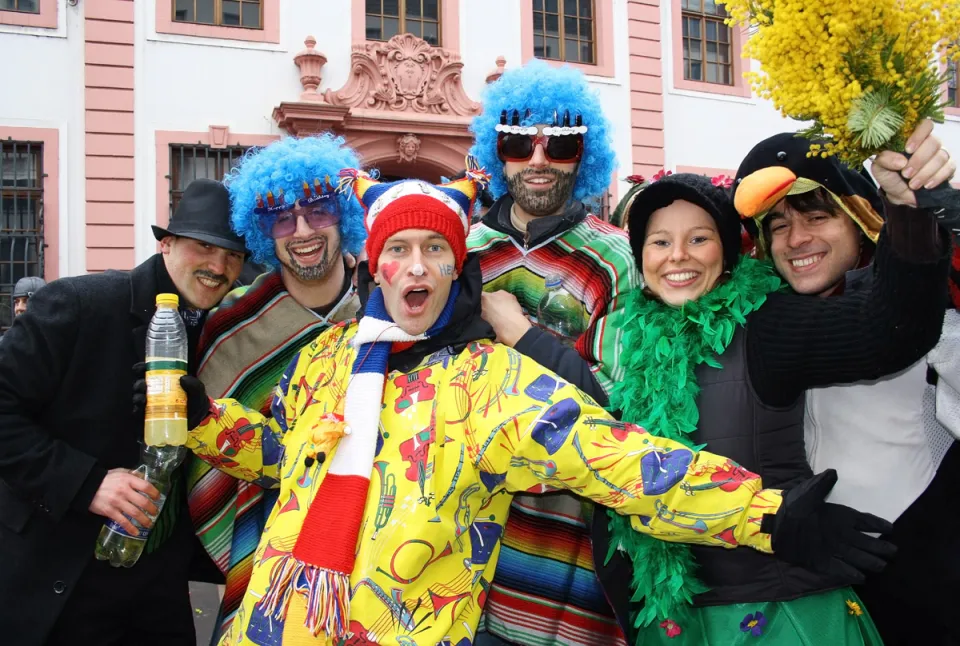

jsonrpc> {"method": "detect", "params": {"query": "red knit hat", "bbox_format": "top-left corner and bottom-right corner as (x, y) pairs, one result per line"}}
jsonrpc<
(365, 192), (469, 274)
(341, 162), (490, 274)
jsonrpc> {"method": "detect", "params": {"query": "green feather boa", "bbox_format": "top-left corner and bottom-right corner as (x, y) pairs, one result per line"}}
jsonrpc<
(605, 255), (782, 639)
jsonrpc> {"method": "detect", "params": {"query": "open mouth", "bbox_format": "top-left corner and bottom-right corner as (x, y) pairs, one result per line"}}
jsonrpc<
(402, 285), (431, 313)
(524, 175), (556, 190)
(289, 239), (326, 263)
(789, 253), (825, 272)
(662, 270), (700, 287)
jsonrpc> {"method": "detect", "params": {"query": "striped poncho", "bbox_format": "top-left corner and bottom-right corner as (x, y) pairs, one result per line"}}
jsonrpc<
(467, 213), (640, 646)
(185, 269), (359, 642)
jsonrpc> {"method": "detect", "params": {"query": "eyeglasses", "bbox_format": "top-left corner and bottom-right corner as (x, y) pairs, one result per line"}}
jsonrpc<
(497, 132), (584, 163)
(261, 206), (341, 239)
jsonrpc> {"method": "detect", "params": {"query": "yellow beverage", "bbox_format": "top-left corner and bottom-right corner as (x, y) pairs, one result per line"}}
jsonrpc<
(145, 417), (188, 447)
(144, 293), (189, 447)
(144, 359), (189, 446)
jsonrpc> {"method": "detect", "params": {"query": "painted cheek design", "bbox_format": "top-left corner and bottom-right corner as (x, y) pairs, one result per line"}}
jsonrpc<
(381, 261), (400, 285)
(438, 264), (455, 276)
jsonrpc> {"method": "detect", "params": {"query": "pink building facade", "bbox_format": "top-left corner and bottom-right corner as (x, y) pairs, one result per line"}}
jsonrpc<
(1, 0), (958, 327)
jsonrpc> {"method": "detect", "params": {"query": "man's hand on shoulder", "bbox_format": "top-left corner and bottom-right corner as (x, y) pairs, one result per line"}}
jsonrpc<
(481, 291), (532, 347)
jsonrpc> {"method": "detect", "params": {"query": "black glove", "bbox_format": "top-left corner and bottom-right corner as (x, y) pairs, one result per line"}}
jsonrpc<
(762, 469), (896, 583)
(131, 363), (210, 429)
(179, 375), (212, 430)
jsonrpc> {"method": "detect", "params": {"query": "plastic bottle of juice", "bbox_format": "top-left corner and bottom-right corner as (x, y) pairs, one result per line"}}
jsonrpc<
(94, 444), (184, 567)
(144, 293), (189, 446)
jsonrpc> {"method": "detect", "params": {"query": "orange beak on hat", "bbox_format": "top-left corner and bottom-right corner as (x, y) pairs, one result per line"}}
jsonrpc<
(734, 166), (798, 220)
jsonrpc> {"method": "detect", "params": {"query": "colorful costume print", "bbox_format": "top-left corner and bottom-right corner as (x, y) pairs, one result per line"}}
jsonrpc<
(187, 321), (783, 646)
(187, 269), (359, 641)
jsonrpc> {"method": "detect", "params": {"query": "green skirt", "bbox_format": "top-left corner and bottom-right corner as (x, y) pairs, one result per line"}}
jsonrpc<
(635, 588), (883, 645)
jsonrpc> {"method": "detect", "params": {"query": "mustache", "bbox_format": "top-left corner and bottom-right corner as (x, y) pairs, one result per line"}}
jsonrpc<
(194, 270), (229, 284)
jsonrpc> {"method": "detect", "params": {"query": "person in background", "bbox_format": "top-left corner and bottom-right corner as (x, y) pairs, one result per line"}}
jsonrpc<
(12, 276), (45, 318)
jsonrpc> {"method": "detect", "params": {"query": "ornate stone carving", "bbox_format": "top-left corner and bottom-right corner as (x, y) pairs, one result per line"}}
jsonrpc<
(486, 56), (507, 84)
(294, 36), (328, 102)
(323, 33), (481, 116)
(397, 133), (421, 163)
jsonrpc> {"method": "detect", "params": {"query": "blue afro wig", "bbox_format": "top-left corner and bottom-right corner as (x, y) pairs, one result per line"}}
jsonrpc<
(224, 134), (366, 267)
(469, 60), (616, 202)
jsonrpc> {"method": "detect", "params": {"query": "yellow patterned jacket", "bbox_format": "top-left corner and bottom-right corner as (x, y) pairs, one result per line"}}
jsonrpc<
(187, 321), (782, 646)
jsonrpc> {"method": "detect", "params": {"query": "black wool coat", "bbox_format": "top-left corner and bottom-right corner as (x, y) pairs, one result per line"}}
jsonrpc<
(0, 253), (215, 644)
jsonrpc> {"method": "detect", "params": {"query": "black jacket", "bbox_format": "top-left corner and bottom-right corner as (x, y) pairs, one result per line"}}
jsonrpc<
(0, 254), (207, 644)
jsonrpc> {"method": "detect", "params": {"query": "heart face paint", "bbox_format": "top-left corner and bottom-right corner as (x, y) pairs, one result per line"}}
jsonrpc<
(380, 261), (400, 285)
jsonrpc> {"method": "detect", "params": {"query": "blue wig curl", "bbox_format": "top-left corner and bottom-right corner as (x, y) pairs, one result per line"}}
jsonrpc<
(469, 60), (616, 202)
(224, 134), (366, 266)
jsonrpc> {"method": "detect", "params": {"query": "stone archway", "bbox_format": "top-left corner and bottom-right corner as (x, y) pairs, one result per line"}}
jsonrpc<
(346, 130), (474, 182)
(273, 34), (488, 182)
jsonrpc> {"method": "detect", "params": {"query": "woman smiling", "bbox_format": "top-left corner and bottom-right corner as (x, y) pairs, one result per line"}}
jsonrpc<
(593, 172), (949, 645)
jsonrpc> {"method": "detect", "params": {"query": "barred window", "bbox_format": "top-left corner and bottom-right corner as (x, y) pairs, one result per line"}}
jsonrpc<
(365, 0), (441, 46)
(0, 0), (39, 13)
(533, 0), (595, 65)
(682, 0), (733, 85)
(949, 59), (958, 108)
(1, 140), (44, 330)
(168, 144), (248, 217)
(173, 0), (262, 29)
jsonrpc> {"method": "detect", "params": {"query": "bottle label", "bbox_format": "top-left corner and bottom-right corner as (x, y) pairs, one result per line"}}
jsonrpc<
(145, 358), (188, 421)
(104, 519), (148, 541)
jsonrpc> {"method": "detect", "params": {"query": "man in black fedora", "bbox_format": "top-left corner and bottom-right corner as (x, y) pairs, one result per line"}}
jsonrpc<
(0, 178), (245, 645)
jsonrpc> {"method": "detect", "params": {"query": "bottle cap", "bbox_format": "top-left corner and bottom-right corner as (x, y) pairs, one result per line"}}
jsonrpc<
(544, 274), (563, 289)
(156, 293), (180, 308)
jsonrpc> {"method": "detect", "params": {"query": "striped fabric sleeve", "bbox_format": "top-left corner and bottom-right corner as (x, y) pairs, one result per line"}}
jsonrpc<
(187, 348), (307, 487)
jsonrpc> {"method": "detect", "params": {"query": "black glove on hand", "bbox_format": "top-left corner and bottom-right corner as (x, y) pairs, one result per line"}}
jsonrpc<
(761, 469), (897, 583)
(134, 367), (211, 429)
(180, 375), (212, 430)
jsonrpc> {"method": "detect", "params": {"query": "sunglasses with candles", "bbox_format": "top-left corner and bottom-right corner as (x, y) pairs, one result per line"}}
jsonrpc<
(494, 109), (588, 164)
(255, 178), (342, 239)
(261, 204), (341, 239)
(496, 132), (584, 163)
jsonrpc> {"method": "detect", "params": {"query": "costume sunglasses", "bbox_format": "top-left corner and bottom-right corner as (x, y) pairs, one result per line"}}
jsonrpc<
(496, 132), (584, 163)
(261, 206), (341, 239)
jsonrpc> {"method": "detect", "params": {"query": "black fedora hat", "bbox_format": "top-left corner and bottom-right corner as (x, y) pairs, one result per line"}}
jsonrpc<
(152, 178), (246, 253)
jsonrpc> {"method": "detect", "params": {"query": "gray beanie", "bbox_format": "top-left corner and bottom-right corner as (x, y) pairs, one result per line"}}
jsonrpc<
(13, 276), (46, 299)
